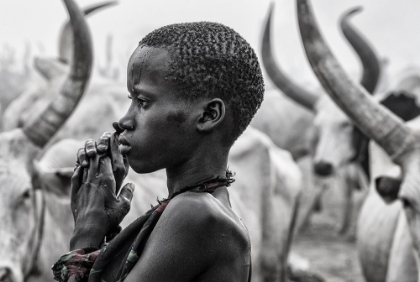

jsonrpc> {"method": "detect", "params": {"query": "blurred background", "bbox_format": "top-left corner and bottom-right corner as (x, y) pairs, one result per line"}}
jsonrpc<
(1, 0), (420, 88)
(2, 1), (420, 281)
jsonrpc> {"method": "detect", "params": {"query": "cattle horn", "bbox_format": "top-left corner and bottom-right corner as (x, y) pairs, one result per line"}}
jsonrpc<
(261, 3), (319, 110)
(59, 1), (117, 64)
(340, 7), (381, 94)
(23, 0), (93, 148)
(296, 0), (412, 162)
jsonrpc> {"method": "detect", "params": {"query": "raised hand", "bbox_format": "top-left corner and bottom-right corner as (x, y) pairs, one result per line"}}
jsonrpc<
(70, 132), (133, 250)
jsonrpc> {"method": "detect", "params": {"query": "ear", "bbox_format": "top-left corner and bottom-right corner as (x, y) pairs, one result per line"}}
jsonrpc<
(196, 98), (226, 132)
(34, 57), (68, 81)
(34, 161), (74, 199)
(375, 175), (402, 204)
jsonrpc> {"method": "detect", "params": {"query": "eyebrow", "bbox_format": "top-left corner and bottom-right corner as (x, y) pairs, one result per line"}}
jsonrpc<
(132, 85), (157, 98)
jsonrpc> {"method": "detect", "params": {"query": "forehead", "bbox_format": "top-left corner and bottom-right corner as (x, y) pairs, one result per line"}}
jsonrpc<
(127, 46), (174, 92)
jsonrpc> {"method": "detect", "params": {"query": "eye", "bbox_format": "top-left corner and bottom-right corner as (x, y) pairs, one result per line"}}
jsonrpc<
(128, 93), (147, 107)
(21, 189), (33, 200)
(340, 122), (352, 129)
(15, 189), (33, 207)
(136, 97), (147, 107)
(401, 198), (411, 209)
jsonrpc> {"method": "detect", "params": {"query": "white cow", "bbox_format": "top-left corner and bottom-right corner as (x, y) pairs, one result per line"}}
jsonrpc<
(0, 0), (93, 281)
(295, 0), (420, 281)
(259, 4), (380, 234)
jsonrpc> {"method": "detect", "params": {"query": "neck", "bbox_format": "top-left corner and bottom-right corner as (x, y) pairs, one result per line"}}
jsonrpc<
(165, 145), (229, 197)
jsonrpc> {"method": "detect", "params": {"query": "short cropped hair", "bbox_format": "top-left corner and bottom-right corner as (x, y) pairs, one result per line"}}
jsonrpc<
(139, 22), (264, 145)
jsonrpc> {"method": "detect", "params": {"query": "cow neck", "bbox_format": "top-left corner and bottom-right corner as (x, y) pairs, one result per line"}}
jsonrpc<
(24, 190), (46, 280)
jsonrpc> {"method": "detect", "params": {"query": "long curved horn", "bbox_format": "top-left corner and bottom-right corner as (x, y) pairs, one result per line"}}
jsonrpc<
(59, 1), (117, 64)
(296, 0), (411, 162)
(23, 0), (93, 148)
(261, 3), (319, 110)
(340, 7), (381, 94)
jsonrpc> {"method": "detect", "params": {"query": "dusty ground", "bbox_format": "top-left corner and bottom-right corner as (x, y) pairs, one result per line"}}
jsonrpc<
(290, 183), (367, 282)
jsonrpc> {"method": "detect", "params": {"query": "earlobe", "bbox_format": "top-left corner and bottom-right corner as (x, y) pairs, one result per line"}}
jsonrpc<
(197, 99), (226, 132)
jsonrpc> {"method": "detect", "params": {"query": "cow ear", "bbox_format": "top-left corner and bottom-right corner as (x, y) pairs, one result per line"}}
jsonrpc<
(375, 176), (402, 204)
(34, 57), (68, 81)
(34, 161), (74, 199)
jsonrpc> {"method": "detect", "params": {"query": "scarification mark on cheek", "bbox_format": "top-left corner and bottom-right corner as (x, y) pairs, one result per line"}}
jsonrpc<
(166, 111), (187, 127)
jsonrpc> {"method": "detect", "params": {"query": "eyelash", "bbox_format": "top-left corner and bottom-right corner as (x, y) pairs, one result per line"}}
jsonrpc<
(128, 94), (147, 107)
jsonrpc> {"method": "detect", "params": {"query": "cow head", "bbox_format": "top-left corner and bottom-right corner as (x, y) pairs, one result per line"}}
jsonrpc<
(0, 0), (92, 281)
(296, 0), (420, 271)
(261, 4), (380, 178)
(2, 1), (115, 133)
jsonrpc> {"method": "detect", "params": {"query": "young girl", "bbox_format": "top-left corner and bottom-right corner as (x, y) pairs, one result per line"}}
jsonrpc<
(53, 21), (264, 282)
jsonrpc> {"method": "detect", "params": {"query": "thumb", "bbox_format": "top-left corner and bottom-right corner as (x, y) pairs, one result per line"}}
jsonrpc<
(71, 166), (83, 199)
(118, 183), (135, 215)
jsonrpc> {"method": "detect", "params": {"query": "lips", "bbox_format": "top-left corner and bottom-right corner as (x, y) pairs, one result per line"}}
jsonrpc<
(118, 135), (132, 155)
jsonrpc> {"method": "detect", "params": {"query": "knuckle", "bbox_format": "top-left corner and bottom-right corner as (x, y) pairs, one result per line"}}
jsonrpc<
(102, 174), (114, 183)
(120, 200), (131, 214)
(85, 139), (95, 147)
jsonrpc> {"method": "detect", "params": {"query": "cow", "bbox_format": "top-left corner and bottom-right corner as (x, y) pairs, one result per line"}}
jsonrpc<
(295, 0), (420, 281)
(0, 0), (93, 282)
(0, 43), (45, 131)
(261, 3), (420, 235)
(2, 1), (120, 142)
(259, 4), (382, 234)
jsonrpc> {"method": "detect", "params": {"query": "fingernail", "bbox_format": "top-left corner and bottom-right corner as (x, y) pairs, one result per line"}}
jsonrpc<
(86, 150), (96, 158)
(82, 160), (88, 167)
(97, 145), (106, 152)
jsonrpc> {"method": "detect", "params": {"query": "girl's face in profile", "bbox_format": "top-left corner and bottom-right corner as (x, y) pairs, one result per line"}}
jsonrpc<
(118, 46), (199, 174)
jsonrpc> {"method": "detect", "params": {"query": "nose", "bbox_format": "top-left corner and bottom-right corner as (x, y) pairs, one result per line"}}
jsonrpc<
(0, 267), (12, 282)
(118, 116), (135, 132)
(313, 161), (333, 176)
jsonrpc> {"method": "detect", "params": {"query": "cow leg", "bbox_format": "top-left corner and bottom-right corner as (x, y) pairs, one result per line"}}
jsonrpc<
(312, 192), (323, 213)
(338, 182), (353, 235)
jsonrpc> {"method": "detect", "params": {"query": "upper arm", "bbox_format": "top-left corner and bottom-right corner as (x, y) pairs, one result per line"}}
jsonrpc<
(123, 193), (234, 282)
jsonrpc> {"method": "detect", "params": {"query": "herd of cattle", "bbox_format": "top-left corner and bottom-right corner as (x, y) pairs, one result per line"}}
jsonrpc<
(1, 0), (420, 281)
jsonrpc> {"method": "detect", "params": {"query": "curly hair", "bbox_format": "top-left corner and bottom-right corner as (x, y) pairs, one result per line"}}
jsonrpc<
(139, 22), (265, 145)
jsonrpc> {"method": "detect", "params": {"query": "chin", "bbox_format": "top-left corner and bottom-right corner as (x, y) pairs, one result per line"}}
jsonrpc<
(128, 158), (161, 174)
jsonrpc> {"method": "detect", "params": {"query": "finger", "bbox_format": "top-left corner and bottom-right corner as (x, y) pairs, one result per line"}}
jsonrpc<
(86, 156), (113, 183)
(98, 156), (114, 177)
(71, 166), (83, 198)
(112, 122), (124, 134)
(97, 132), (112, 154)
(123, 156), (129, 178)
(118, 183), (135, 200)
(85, 139), (97, 158)
(118, 183), (135, 216)
(110, 132), (129, 189)
(86, 154), (101, 182)
(82, 167), (88, 184)
(77, 148), (89, 167)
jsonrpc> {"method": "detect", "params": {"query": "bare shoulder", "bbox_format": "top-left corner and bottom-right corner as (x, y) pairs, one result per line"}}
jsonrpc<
(163, 191), (250, 254)
(124, 191), (251, 282)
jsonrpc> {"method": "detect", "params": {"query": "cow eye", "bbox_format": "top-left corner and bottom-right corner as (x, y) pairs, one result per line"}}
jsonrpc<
(402, 198), (411, 209)
(340, 122), (352, 129)
(20, 189), (33, 201)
